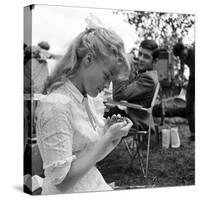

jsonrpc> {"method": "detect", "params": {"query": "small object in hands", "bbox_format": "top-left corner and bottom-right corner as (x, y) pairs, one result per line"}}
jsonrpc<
(109, 115), (129, 126)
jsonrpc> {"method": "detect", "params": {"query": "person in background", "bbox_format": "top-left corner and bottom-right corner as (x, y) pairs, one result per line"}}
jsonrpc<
(38, 41), (50, 51)
(35, 27), (132, 194)
(38, 41), (63, 61)
(24, 43), (49, 94)
(24, 41), (63, 93)
(110, 39), (160, 131)
(173, 42), (195, 142)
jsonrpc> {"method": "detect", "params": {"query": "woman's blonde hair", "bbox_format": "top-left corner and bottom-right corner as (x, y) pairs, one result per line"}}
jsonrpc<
(43, 27), (127, 94)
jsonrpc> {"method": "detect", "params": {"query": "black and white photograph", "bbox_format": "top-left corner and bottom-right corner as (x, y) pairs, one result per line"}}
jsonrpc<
(23, 3), (196, 196)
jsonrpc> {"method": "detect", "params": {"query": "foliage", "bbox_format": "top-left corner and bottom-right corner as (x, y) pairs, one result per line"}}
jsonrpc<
(113, 10), (195, 91)
(113, 10), (195, 50)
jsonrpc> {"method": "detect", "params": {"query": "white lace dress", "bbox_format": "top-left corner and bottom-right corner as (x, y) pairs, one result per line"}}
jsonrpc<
(35, 80), (112, 195)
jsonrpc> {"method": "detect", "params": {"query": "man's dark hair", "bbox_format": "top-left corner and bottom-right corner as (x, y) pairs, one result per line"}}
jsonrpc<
(38, 41), (50, 51)
(173, 42), (185, 57)
(140, 39), (159, 60)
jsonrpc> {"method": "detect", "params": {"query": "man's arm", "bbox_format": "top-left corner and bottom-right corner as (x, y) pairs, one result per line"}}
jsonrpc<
(113, 73), (155, 102)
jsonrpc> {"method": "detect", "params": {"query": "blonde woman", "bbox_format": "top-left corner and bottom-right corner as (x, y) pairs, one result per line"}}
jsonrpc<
(35, 27), (132, 194)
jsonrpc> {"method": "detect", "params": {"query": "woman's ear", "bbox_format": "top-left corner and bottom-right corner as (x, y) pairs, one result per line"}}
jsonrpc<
(83, 53), (93, 68)
(82, 53), (93, 68)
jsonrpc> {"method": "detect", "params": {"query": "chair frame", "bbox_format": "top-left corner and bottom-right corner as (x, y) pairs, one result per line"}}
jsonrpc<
(105, 83), (160, 178)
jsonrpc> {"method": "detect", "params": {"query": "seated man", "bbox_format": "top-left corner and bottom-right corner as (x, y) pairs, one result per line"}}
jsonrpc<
(108, 39), (160, 131)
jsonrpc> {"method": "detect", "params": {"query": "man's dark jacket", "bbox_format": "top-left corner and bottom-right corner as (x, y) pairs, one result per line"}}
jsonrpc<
(112, 70), (159, 130)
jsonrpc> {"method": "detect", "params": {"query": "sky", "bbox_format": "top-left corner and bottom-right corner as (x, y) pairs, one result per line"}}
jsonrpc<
(30, 5), (138, 55)
(27, 4), (195, 54)
(24, 4), (194, 74)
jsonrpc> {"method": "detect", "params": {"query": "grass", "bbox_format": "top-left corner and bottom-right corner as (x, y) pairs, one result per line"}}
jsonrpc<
(97, 117), (195, 189)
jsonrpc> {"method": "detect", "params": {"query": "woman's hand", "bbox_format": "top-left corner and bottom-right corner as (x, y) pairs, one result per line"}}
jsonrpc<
(104, 114), (128, 131)
(103, 116), (111, 134)
(105, 115), (133, 142)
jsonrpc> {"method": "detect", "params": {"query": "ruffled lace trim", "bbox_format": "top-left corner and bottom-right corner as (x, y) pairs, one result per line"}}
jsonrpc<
(44, 155), (77, 185)
(43, 155), (76, 170)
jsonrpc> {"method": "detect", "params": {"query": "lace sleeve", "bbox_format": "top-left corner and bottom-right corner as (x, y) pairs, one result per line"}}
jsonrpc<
(36, 103), (76, 185)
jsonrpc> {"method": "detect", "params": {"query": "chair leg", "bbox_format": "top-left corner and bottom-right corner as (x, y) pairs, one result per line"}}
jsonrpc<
(131, 136), (141, 163)
(123, 138), (133, 159)
(128, 137), (145, 177)
(124, 127), (151, 179)
(137, 145), (145, 177)
(124, 136), (142, 170)
(145, 114), (152, 178)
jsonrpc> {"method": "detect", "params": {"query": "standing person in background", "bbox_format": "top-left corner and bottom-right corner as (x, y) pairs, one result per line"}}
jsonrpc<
(173, 42), (195, 142)
(24, 42), (50, 94)
(35, 27), (132, 194)
(38, 41), (63, 61)
(24, 40), (62, 93)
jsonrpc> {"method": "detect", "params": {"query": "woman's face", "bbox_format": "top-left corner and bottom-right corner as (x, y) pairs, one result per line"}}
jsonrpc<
(81, 54), (130, 97)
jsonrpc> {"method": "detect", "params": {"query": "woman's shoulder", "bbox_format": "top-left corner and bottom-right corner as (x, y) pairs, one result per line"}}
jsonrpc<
(35, 94), (73, 124)
(41, 92), (71, 105)
(36, 91), (73, 115)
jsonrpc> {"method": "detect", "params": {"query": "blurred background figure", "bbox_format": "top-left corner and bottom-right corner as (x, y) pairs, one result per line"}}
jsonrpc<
(24, 41), (63, 94)
(38, 41), (50, 51)
(24, 41), (63, 149)
(173, 42), (195, 142)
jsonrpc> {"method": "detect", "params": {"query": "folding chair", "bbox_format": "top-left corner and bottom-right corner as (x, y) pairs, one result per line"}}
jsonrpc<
(105, 83), (160, 178)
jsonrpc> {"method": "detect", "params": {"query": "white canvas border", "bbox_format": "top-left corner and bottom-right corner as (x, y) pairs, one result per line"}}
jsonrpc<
(0, 0), (199, 199)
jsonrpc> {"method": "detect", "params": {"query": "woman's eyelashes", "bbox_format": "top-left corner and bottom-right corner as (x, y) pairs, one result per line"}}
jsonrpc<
(116, 57), (124, 65)
(104, 73), (110, 81)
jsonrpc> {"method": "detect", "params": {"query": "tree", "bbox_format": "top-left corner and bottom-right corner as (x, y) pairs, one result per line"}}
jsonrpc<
(113, 10), (195, 49)
(113, 10), (195, 93)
